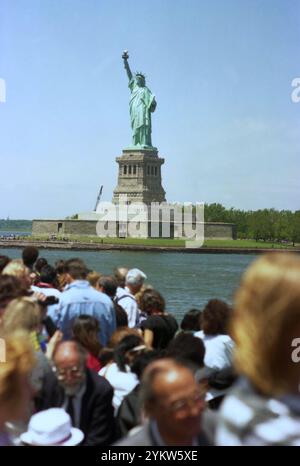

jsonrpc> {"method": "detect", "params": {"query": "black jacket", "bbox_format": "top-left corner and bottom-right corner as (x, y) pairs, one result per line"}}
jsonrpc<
(35, 368), (115, 446)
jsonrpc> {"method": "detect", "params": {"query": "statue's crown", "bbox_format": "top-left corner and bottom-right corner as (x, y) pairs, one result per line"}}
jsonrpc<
(135, 71), (145, 79)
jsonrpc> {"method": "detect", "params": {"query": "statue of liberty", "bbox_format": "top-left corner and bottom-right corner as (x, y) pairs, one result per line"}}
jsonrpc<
(122, 51), (156, 148)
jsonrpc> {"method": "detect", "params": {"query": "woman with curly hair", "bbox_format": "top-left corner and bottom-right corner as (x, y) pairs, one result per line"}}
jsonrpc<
(139, 289), (178, 350)
(195, 299), (234, 372)
(194, 299), (235, 409)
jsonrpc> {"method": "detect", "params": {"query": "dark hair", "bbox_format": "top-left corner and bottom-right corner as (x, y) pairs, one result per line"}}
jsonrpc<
(99, 276), (117, 298)
(39, 265), (57, 285)
(114, 334), (144, 372)
(180, 309), (201, 331)
(201, 299), (231, 336)
(166, 333), (205, 368)
(0, 275), (29, 305)
(0, 256), (10, 274)
(22, 246), (39, 268)
(34, 258), (48, 274)
(98, 347), (114, 367)
(139, 289), (165, 315)
(130, 350), (161, 379)
(54, 260), (65, 275)
(64, 258), (88, 280)
(72, 315), (102, 358)
(115, 303), (128, 328)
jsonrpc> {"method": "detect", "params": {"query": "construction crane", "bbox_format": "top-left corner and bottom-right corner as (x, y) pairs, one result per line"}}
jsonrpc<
(94, 186), (103, 212)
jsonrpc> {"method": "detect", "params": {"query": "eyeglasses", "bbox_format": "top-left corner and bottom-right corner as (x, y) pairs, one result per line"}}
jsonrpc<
(164, 391), (206, 414)
(52, 366), (83, 380)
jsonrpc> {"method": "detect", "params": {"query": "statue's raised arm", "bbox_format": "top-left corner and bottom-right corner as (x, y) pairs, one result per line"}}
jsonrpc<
(122, 50), (132, 82)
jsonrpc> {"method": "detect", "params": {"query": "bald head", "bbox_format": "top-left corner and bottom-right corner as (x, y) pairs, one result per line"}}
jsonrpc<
(53, 341), (86, 396)
(54, 341), (82, 365)
(141, 358), (205, 445)
(114, 267), (129, 288)
(142, 359), (197, 405)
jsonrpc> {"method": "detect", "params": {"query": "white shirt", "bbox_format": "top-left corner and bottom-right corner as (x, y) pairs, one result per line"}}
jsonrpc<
(99, 362), (138, 413)
(115, 287), (139, 328)
(194, 330), (234, 372)
(194, 330), (235, 401)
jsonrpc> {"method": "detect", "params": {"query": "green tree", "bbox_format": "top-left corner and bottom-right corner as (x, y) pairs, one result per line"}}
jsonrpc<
(288, 211), (300, 246)
(204, 203), (227, 222)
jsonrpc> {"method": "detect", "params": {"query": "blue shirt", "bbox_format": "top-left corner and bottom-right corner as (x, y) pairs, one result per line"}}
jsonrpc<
(58, 280), (116, 346)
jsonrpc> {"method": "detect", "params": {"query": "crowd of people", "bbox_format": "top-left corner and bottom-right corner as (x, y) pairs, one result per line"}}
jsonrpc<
(0, 246), (300, 446)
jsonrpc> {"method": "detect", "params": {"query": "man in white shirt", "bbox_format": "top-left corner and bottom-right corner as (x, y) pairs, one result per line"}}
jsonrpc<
(115, 268), (147, 328)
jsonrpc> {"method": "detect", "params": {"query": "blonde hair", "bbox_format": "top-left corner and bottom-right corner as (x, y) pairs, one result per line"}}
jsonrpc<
(232, 253), (300, 395)
(2, 297), (41, 334)
(2, 259), (29, 279)
(0, 331), (35, 414)
(87, 271), (102, 289)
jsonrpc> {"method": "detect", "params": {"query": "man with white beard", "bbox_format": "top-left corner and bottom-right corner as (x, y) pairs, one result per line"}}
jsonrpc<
(36, 341), (115, 446)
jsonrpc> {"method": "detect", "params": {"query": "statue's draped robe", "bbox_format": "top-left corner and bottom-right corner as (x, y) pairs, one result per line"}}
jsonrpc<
(129, 78), (155, 147)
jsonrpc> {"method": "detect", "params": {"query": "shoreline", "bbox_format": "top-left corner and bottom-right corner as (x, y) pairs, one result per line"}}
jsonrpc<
(0, 240), (299, 254)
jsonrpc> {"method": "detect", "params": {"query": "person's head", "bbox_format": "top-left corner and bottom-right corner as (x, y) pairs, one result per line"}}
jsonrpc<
(99, 328), (141, 367)
(135, 73), (145, 87)
(113, 267), (129, 288)
(114, 334), (146, 372)
(130, 349), (161, 380)
(1, 297), (41, 334)
(141, 359), (206, 445)
(201, 299), (231, 336)
(180, 309), (202, 332)
(72, 315), (102, 358)
(0, 256), (10, 274)
(22, 247), (39, 270)
(98, 276), (118, 298)
(108, 327), (141, 349)
(52, 341), (86, 396)
(87, 271), (102, 289)
(0, 275), (29, 318)
(166, 333), (205, 369)
(34, 258), (48, 274)
(39, 265), (57, 286)
(55, 260), (65, 275)
(64, 259), (88, 283)
(115, 303), (129, 328)
(139, 288), (165, 316)
(135, 284), (153, 309)
(125, 268), (147, 294)
(54, 260), (68, 291)
(232, 252), (300, 396)
(2, 259), (31, 289)
(0, 331), (35, 425)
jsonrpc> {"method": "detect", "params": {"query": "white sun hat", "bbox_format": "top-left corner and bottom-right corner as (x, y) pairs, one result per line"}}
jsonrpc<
(20, 408), (84, 446)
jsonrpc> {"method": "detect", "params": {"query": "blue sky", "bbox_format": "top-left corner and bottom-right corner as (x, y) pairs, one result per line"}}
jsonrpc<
(0, 0), (299, 219)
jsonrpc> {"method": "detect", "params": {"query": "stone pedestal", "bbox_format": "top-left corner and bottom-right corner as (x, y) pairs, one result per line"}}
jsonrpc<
(112, 148), (166, 205)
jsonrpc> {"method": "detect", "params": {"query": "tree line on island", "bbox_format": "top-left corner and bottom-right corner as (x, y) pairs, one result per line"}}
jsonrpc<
(204, 203), (300, 245)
